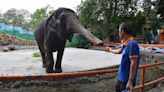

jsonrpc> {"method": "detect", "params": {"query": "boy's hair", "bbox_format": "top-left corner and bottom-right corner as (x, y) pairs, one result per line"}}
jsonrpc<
(119, 22), (133, 35)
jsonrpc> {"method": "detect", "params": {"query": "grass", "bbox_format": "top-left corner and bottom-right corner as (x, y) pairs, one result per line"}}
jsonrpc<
(33, 51), (41, 57)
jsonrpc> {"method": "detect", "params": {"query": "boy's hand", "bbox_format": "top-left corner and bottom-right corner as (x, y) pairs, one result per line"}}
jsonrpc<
(126, 80), (134, 92)
(104, 47), (110, 52)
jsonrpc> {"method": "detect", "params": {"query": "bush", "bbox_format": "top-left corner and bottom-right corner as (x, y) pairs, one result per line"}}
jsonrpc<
(33, 51), (41, 57)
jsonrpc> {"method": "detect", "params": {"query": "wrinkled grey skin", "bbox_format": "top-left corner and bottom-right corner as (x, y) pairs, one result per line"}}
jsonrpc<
(34, 8), (103, 73)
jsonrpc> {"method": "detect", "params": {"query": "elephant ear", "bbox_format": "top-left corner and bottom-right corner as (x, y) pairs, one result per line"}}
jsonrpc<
(46, 14), (68, 42)
(59, 13), (76, 42)
(46, 8), (74, 42)
(57, 13), (69, 40)
(56, 13), (75, 42)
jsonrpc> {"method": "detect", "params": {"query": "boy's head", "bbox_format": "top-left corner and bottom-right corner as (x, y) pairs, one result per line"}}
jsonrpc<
(119, 22), (133, 39)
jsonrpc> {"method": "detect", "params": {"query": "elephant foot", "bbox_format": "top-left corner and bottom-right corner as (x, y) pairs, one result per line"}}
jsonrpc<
(42, 64), (46, 68)
(46, 70), (54, 73)
(54, 68), (62, 73)
(46, 68), (54, 73)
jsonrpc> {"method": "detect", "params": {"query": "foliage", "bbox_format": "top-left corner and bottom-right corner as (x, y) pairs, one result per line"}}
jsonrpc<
(142, 0), (161, 29)
(33, 51), (41, 57)
(156, 0), (164, 28)
(29, 5), (54, 31)
(77, 0), (162, 40)
(0, 5), (54, 31)
(78, 0), (144, 39)
(156, 0), (164, 19)
(0, 1), (163, 40)
(0, 8), (30, 30)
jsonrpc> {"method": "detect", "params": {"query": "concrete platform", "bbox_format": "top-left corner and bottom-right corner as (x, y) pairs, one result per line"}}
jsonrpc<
(0, 48), (121, 76)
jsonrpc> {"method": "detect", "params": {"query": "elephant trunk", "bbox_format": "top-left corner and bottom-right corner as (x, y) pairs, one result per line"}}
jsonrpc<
(67, 15), (103, 45)
(74, 24), (103, 45)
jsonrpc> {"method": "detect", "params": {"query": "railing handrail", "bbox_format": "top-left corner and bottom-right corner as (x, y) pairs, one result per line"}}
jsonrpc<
(134, 61), (164, 92)
(0, 62), (163, 80)
(0, 68), (118, 80)
(134, 77), (164, 89)
(139, 62), (164, 69)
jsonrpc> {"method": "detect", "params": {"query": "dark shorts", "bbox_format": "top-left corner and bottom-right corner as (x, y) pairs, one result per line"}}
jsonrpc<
(115, 80), (135, 92)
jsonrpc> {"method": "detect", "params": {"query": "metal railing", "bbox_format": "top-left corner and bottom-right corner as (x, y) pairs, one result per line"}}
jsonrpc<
(134, 61), (164, 92)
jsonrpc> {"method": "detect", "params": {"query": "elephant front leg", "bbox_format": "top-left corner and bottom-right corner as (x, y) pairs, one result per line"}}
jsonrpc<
(45, 51), (54, 73)
(55, 49), (65, 73)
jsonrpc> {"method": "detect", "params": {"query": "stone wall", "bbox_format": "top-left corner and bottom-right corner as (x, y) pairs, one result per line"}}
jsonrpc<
(0, 32), (36, 46)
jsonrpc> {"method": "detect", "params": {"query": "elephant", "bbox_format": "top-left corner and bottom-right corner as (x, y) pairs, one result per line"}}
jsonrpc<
(34, 8), (103, 73)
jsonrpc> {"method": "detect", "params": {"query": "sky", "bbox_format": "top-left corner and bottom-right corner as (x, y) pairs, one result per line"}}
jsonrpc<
(0, 0), (83, 13)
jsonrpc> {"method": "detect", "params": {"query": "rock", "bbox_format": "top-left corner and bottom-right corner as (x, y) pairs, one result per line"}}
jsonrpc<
(3, 46), (9, 52)
(7, 44), (18, 51)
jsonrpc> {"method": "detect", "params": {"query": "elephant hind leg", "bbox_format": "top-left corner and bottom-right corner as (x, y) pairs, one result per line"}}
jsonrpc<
(39, 46), (46, 68)
(40, 47), (46, 68)
(36, 41), (46, 68)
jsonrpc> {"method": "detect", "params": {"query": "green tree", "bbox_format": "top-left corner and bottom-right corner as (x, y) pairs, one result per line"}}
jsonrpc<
(2, 8), (17, 24)
(156, 0), (164, 19)
(15, 9), (30, 29)
(0, 12), (2, 22)
(156, 0), (164, 28)
(142, 0), (161, 29)
(29, 5), (54, 31)
(77, 0), (143, 40)
(1, 8), (30, 29)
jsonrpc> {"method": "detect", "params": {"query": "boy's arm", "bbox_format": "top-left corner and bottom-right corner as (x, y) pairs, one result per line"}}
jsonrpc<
(126, 55), (138, 92)
(105, 47), (122, 54)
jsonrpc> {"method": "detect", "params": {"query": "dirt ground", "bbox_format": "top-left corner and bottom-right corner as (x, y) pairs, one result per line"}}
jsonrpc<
(0, 67), (163, 92)
(0, 73), (118, 92)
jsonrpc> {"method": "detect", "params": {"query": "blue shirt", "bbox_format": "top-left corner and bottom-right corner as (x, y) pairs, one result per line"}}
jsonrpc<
(118, 40), (140, 83)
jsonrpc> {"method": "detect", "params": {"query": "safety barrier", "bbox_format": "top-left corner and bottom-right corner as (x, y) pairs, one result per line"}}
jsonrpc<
(138, 44), (164, 48)
(134, 61), (164, 92)
(115, 43), (164, 48)
(0, 61), (163, 92)
(0, 23), (35, 40)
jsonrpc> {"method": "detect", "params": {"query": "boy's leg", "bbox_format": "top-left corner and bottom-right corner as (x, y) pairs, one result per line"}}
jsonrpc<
(115, 80), (126, 92)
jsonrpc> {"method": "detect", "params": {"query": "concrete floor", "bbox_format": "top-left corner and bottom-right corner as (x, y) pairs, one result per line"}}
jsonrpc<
(0, 48), (121, 76)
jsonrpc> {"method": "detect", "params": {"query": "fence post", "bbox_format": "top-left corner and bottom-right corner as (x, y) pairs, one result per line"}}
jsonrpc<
(142, 67), (146, 92)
